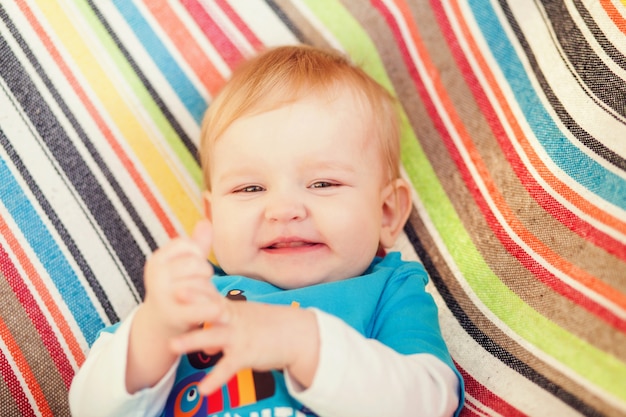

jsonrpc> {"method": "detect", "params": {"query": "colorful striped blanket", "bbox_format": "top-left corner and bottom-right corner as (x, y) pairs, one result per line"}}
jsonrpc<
(1, 1), (625, 416)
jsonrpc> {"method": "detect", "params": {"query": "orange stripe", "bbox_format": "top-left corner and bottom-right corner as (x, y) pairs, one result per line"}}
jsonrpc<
(0, 212), (85, 366)
(236, 368), (256, 406)
(16, 0), (179, 239)
(143, 0), (225, 95)
(600, 0), (626, 37)
(395, 0), (626, 310)
(0, 316), (52, 416)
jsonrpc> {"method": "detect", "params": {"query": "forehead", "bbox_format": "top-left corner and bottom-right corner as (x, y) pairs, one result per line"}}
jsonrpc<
(210, 90), (384, 173)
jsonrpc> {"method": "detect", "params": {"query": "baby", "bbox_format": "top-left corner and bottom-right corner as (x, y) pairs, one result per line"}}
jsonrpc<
(69, 45), (464, 417)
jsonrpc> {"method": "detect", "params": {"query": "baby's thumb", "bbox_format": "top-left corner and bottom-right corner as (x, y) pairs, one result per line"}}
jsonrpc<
(191, 219), (213, 258)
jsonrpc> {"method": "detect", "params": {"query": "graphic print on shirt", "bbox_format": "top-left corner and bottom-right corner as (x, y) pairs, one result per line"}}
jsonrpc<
(163, 289), (277, 416)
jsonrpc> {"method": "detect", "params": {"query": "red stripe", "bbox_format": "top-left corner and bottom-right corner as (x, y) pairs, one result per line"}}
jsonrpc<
(373, 0), (626, 331)
(206, 389), (224, 413)
(227, 374), (240, 408)
(457, 363), (528, 417)
(215, 0), (264, 52)
(16, 0), (178, 239)
(181, 0), (245, 69)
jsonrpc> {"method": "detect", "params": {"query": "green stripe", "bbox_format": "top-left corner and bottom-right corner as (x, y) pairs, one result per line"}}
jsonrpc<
(302, 0), (626, 400)
(75, 0), (202, 188)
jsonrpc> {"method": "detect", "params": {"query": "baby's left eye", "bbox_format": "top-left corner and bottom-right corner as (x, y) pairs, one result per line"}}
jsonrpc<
(309, 181), (336, 189)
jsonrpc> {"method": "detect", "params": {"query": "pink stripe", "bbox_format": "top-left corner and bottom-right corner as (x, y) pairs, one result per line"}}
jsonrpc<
(215, 0), (264, 52)
(181, 0), (245, 68)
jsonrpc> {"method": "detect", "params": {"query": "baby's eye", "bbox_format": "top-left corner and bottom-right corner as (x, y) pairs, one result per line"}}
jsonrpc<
(309, 181), (337, 189)
(235, 185), (264, 193)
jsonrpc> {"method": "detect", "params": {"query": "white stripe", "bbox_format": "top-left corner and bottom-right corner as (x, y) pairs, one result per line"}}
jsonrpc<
(227, 0), (299, 47)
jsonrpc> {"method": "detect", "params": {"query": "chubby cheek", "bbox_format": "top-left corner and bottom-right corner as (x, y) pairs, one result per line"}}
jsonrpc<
(321, 202), (381, 254)
(209, 207), (249, 266)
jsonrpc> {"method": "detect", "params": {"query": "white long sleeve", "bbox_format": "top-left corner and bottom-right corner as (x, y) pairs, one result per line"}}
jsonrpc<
(286, 309), (460, 417)
(68, 307), (179, 417)
(69, 308), (461, 417)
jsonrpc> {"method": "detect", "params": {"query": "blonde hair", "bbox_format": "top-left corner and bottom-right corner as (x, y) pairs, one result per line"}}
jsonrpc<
(199, 45), (401, 190)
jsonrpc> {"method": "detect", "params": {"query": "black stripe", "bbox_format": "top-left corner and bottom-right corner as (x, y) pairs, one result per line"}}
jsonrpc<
(86, 0), (200, 165)
(0, 7), (147, 299)
(403, 218), (605, 417)
(572, 0), (626, 73)
(541, 0), (626, 118)
(264, 0), (307, 43)
(513, 0), (626, 172)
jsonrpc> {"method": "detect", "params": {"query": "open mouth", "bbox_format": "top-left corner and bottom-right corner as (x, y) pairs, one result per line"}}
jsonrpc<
(266, 241), (318, 250)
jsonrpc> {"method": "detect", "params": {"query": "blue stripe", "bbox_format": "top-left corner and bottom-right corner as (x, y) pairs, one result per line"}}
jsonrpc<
(0, 159), (104, 344)
(113, 0), (207, 124)
(468, 0), (626, 210)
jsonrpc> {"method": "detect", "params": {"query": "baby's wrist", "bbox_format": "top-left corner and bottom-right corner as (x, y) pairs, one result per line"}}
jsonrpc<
(285, 309), (320, 389)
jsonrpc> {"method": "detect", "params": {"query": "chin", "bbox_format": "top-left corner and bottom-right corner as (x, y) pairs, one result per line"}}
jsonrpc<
(263, 273), (330, 290)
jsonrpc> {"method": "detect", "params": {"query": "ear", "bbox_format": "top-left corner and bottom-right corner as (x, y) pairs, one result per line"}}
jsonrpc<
(379, 178), (412, 249)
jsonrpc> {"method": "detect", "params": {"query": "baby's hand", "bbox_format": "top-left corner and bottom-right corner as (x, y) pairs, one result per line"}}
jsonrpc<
(170, 301), (320, 395)
(142, 220), (225, 337)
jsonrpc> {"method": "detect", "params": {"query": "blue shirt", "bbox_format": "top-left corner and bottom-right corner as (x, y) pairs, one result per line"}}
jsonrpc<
(158, 253), (460, 416)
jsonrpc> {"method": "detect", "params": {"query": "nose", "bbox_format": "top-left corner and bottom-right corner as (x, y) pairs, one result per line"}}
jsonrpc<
(264, 192), (307, 222)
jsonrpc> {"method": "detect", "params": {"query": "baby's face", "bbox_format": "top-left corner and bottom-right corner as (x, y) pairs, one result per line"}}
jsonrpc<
(205, 90), (390, 289)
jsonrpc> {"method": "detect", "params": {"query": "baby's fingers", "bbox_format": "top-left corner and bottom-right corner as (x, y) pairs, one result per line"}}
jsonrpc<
(170, 325), (229, 357)
(196, 356), (240, 396)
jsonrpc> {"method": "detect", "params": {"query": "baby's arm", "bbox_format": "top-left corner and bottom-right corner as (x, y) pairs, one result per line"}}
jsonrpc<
(69, 308), (179, 417)
(126, 220), (221, 393)
(287, 310), (461, 417)
(69, 221), (224, 416)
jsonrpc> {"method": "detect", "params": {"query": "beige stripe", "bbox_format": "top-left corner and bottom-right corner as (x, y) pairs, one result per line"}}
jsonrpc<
(0, 274), (70, 416)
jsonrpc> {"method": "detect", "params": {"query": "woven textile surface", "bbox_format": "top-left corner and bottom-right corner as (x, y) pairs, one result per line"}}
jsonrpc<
(0, 1), (625, 416)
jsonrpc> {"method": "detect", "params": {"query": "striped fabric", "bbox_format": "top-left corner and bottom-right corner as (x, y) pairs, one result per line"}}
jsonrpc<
(0, 1), (624, 416)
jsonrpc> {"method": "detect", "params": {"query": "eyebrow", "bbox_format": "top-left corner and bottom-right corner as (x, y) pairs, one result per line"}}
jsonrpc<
(301, 158), (357, 173)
